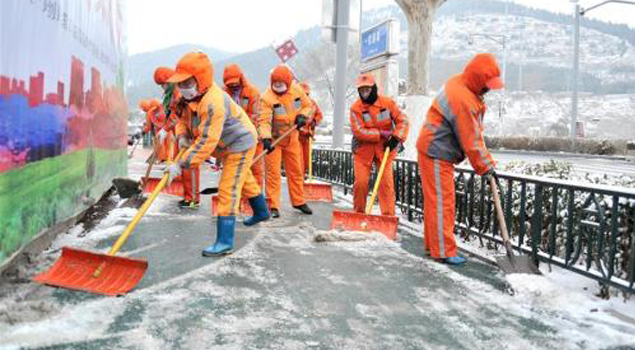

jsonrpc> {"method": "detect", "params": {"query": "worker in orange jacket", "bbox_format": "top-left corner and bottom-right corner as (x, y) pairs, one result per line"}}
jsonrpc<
(416, 53), (502, 265)
(223, 64), (264, 189)
(258, 64), (313, 218)
(298, 82), (323, 176)
(350, 73), (409, 216)
(153, 66), (198, 208)
(142, 98), (168, 162)
(166, 52), (270, 256)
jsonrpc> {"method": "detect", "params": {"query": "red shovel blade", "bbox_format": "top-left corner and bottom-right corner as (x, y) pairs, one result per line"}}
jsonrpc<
(330, 210), (399, 240)
(33, 247), (148, 296)
(142, 176), (184, 197)
(304, 182), (334, 202)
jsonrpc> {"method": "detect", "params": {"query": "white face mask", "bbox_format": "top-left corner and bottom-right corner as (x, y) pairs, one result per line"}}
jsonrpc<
(180, 85), (198, 100)
(272, 82), (287, 94)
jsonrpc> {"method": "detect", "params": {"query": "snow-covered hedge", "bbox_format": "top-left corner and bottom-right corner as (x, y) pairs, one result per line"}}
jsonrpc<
(485, 136), (627, 155)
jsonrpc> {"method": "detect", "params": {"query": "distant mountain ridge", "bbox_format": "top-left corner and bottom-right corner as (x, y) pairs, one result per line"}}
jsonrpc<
(126, 0), (635, 107)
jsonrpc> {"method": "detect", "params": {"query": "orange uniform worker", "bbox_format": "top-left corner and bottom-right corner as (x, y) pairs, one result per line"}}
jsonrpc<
(166, 52), (270, 257)
(416, 53), (502, 265)
(350, 73), (409, 216)
(223, 64), (264, 189)
(298, 82), (323, 175)
(142, 98), (168, 162)
(153, 66), (196, 208)
(258, 64), (313, 218)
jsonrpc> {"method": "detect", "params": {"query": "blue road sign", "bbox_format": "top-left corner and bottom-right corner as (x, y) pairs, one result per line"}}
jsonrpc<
(361, 22), (389, 61)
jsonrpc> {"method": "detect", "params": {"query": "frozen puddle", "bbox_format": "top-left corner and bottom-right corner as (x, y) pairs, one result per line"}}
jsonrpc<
(1, 222), (635, 349)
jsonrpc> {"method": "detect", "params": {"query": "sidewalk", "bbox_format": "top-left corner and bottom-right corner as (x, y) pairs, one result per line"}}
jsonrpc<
(1, 146), (634, 349)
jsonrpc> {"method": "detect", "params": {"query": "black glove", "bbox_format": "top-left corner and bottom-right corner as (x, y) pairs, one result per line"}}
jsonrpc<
(385, 136), (400, 151)
(263, 138), (275, 153)
(295, 114), (307, 128)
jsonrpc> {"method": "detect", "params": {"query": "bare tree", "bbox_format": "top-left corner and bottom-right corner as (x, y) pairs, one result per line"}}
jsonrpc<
(295, 43), (360, 110)
(395, 0), (447, 95)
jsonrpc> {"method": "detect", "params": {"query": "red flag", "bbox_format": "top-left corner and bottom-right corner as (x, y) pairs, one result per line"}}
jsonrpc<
(274, 39), (299, 63)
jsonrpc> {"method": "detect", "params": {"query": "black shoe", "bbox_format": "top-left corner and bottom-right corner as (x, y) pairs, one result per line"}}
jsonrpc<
(179, 200), (200, 209)
(293, 204), (313, 215)
(271, 208), (280, 218)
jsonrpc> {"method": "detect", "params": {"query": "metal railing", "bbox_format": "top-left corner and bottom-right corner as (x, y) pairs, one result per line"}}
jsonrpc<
(312, 149), (635, 294)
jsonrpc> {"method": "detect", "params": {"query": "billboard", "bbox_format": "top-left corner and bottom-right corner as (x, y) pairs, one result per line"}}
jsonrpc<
(0, 0), (128, 265)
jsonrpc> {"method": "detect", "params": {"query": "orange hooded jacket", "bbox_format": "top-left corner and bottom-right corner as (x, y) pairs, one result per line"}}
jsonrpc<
(349, 95), (409, 144)
(258, 65), (312, 141)
(168, 52), (257, 168)
(416, 53), (498, 175)
(223, 64), (261, 130)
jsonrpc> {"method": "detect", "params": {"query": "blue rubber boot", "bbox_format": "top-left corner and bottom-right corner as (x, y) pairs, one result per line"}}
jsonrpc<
(202, 216), (235, 257)
(443, 256), (467, 265)
(243, 194), (270, 226)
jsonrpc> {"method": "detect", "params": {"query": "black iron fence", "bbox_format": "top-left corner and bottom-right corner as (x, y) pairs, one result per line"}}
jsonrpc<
(312, 149), (635, 295)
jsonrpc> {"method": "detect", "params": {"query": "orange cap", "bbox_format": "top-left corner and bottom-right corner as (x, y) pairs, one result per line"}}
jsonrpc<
(356, 73), (375, 88)
(223, 64), (243, 86)
(147, 98), (162, 111)
(299, 82), (311, 95)
(153, 67), (174, 84)
(270, 64), (293, 87)
(167, 52), (214, 93)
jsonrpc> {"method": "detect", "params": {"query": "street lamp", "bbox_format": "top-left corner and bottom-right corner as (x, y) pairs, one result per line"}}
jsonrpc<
(570, 0), (635, 151)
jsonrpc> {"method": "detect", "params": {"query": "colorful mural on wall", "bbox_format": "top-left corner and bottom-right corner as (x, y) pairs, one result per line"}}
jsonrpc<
(0, 0), (127, 264)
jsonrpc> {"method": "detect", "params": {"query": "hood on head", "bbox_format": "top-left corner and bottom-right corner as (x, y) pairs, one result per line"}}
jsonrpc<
(462, 53), (503, 95)
(167, 52), (214, 94)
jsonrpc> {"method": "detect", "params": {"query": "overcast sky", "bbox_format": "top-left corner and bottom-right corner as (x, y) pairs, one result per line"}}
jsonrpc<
(126, 0), (635, 55)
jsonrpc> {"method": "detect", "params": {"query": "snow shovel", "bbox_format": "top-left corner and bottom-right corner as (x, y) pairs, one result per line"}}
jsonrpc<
(141, 135), (183, 197)
(128, 136), (142, 159)
(490, 176), (539, 275)
(304, 137), (333, 202)
(33, 149), (187, 296)
(113, 135), (160, 199)
(331, 148), (399, 240)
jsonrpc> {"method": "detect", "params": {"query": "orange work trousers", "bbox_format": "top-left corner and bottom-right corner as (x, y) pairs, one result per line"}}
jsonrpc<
(251, 142), (265, 190)
(217, 147), (261, 216)
(299, 135), (311, 175)
(182, 165), (200, 203)
(418, 152), (457, 259)
(264, 133), (305, 209)
(353, 143), (396, 216)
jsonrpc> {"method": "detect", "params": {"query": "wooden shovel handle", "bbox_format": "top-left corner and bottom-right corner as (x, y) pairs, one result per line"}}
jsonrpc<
(490, 176), (511, 245)
(252, 125), (298, 164)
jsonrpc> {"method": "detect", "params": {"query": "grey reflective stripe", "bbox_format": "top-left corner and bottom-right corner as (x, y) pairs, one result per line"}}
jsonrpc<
(378, 109), (390, 122)
(185, 102), (216, 168)
(229, 151), (248, 215)
(221, 94), (255, 152)
(434, 159), (446, 258)
(351, 111), (379, 137)
(192, 169), (198, 200)
(274, 105), (286, 115)
(427, 87), (466, 163)
(293, 98), (302, 110)
(362, 112), (372, 123)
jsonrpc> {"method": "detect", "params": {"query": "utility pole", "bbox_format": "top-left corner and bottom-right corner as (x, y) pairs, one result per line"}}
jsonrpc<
(332, 0), (350, 149)
(571, 3), (580, 151)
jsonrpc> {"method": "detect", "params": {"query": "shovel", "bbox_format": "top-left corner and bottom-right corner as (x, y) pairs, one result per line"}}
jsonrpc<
(128, 136), (142, 159)
(33, 150), (187, 296)
(331, 148), (399, 240)
(141, 135), (184, 197)
(303, 137), (333, 202)
(490, 176), (540, 275)
(113, 135), (159, 199)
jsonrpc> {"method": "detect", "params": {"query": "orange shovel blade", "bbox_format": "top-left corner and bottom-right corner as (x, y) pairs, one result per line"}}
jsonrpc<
(304, 183), (333, 202)
(330, 210), (399, 240)
(142, 176), (184, 197)
(33, 247), (148, 296)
